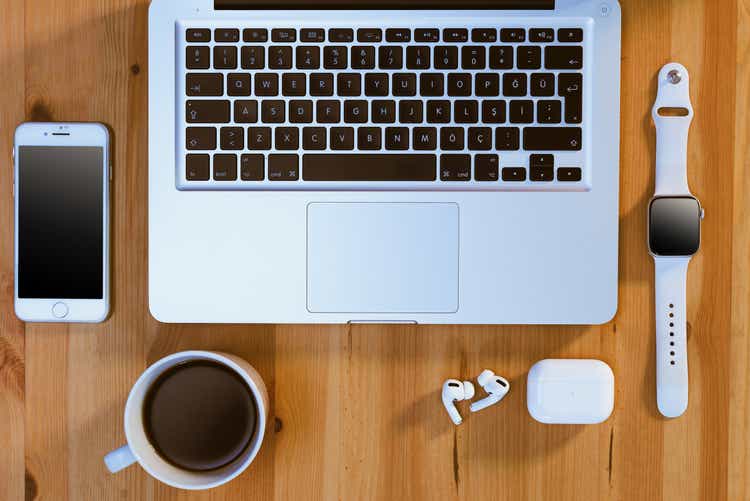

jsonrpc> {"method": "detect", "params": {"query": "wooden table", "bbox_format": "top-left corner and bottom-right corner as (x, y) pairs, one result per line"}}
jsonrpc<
(1, 0), (748, 499)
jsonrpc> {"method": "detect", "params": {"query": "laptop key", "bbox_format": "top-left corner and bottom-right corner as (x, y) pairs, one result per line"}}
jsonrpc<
(227, 73), (251, 96)
(269, 47), (293, 69)
(213, 154), (237, 181)
(186, 127), (216, 150)
(268, 154), (300, 181)
(186, 73), (223, 96)
(426, 100), (450, 123)
(406, 46), (430, 69)
(557, 167), (582, 181)
(243, 28), (268, 42)
(385, 127), (409, 150)
(440, 127), (464, 150)
(255, 73), (279, 96)
(509, 100), (534, 124)
(529, 28), (554, 43)
(275, 127), (299, 150)
(413, 127), (437, 150)
(300, 28), (325, 43)
(289, 100), (313, 123)
(240, 154), (265, 181)
(447, 73), (471, 96)
(296, 46), (320, 69)
(475, 74), (499, 96)
(471, 28), (497, 43)
(468, 127), (492, 150)
(502, 167), (526, 181)
(399, 101), (423, 123)
(310, 73), (334, 96)
(489, 46), (513, 69)
(303, 154), (437, 181)
(440, 154), (471, 181)
(213, 46), (237, 69)
(316, 100), (341, 123)
(330, 127), (355, 150)
(282, 73), (307, 96)
(344, 100), (368, 123)
(352, 46), (376, 69)
(365, 73), (389, 96)
(185, 154), (210, 180)
(324, 46), (348, 69)
(393, 73), (416, 96)
(303, 127), (327, 150)
(517, 46), (542, 69)
(461, 46), (486, 69)
(454, 100), (478, 123)
(537, 100), (562, 124)
(503, 73), (527, 96)
(357, 28), (382, 43)
(186, 100), (230, 123)
(272, 28), (297, 43)
(186, 46), (210, 69)
(559, 73), (583, 123)
(214, 28), (239, 43)
(530, 154), (554, 182)
(531, 73), (555, 96)
(372, 100), (396, 123)
(241, 46), (265, 69)
(500, 28), (525, 43)
(523, 127), (582, 151)
(220, 127), (244, 150)
(358, 127), (382, 150)
(415, 28), (439, 42)
(234, 100), (258, 123)
(386, 28), (411, 43)
(545, 46), (583, 69)
(248, 127), (271, 150)
(337, 73), (361, 96)
(558, 28), (583, 43)
(329, 28), (354, 43)
(496, 127), (520, 150)
(261, 100), (285, 123)
(435, 46), (458, 69)
(443, 28), (468, 43)
(481, 100), (506, 123)
(475, 154), (499, 181)
(186, 29), (210, 42)
(420, 73), (444, 96)
(379, 46), (403, 69)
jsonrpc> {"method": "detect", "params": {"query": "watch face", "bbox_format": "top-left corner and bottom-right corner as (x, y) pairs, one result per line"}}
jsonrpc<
(649, 197), (702, 256)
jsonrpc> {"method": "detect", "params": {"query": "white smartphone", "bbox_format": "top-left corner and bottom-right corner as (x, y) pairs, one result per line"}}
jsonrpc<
(13, 122), (110, 323)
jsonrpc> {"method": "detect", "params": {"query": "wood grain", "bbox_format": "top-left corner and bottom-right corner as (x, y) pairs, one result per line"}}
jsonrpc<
(0, 0), (748, 500)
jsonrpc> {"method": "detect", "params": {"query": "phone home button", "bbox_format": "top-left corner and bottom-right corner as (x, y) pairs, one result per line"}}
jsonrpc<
(52, 302), (69, 319)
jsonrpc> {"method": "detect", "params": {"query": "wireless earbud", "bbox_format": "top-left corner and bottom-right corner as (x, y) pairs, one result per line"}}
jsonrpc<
(470, 370), (510, 413)
(442, 379), (475, 425)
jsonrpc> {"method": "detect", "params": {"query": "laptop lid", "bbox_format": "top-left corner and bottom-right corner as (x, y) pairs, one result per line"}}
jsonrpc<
(215, 0), (555, 9)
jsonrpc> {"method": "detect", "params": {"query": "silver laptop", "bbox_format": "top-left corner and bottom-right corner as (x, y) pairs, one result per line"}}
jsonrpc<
(148, 0), (621, 324)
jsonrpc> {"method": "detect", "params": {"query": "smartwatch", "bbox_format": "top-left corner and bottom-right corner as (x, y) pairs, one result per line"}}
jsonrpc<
(648, 63), (704, 418)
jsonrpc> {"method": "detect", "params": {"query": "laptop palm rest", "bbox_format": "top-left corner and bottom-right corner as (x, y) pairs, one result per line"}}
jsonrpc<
(307, 203), (459, 314)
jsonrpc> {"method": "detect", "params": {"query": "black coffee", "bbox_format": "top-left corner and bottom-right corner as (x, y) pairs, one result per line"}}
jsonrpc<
(142, 360), (258, 471)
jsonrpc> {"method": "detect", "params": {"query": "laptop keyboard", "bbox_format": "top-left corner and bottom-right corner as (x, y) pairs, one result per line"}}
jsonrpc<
(178, 23), (586, 190)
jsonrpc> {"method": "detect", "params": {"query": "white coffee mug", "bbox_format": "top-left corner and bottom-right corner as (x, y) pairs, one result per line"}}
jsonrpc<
(104, 351), (268, 490)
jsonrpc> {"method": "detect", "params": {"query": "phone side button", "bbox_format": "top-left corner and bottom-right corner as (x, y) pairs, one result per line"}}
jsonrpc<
(52, 302), (69, 319)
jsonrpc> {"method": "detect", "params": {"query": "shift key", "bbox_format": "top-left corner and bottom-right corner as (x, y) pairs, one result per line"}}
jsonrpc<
(523, 127), (582, 151)
(186, 100), (230, 123)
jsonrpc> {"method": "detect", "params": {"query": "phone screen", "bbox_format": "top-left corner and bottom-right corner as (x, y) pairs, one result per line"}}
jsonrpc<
(18, 146), (104, 299)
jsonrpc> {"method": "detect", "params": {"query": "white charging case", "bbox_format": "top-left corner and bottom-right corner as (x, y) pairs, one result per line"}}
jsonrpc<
(527, 359), (615, 424)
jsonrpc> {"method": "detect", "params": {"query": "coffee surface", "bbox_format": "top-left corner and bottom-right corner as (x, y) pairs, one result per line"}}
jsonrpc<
(143, 360), (257, 471)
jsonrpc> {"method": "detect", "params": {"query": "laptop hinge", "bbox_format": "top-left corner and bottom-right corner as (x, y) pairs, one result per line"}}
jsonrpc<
(215, 0), (555, 10)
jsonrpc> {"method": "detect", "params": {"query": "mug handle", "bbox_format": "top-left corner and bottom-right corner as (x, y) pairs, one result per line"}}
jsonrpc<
(104, 444), (137, 473)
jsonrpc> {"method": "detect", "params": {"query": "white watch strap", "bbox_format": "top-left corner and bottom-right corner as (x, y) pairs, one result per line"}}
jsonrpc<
(654, 257), (690, 417)
(652, 63), (693, 196)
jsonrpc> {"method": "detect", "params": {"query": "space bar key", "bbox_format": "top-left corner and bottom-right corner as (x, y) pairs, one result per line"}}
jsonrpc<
(302, 154), (437, 181)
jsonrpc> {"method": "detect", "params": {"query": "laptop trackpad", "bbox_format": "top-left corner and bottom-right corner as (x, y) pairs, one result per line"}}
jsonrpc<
(307, 203), (459, 314)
